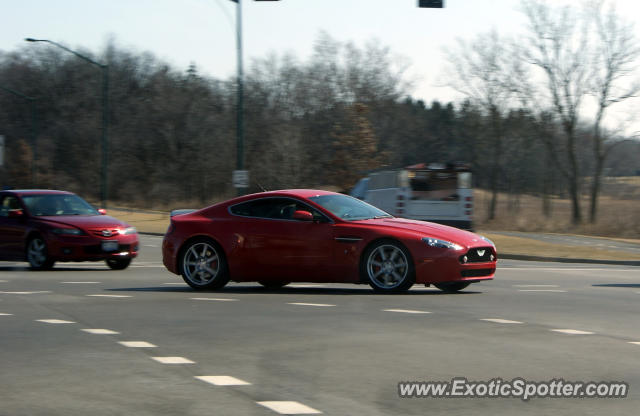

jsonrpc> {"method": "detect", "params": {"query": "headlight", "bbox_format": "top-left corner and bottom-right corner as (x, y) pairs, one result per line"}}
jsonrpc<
(121, 226), (137, 235)
(480, 236), (495, 246)
(51, 228), (84, 236)
(422, 237), (463, 250)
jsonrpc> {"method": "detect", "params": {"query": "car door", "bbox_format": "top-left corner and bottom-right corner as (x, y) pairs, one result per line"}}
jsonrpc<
(0, 195), (28, 260)
(229, 197), (335, 281)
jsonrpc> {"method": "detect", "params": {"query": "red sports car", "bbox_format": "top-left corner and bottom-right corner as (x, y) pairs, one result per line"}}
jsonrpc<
(162, 190), (496, 292)
(0, 190), (139, 270)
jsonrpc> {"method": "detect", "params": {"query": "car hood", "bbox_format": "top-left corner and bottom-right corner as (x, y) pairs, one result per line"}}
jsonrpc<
(37, 215), (129, 230)
(357, 218), (489, 248)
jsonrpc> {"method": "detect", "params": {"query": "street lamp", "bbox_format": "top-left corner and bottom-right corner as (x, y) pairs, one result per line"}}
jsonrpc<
(25, 38), (109, 208)
(0, 85), (38, 187)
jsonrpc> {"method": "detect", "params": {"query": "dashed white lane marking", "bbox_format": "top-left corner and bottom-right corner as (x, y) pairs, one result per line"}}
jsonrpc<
(36, 319), (75, 324)
(629, 342), (640, 346)
(383, 309), (431, 314)
(551, 329), (594, 335)
(62, 281), (101, 284)
(503, 267), (639, 272)
(0, 313), (13, 316)
(0, 280), (8, 283)
(0, 291), (51, 295)
(143, 244), (159, 248)
(257, 401), (322, 415)
(119, 341), (157, 348)
(82, 329), (119, 335)
(191, 297), (238, 302)
(480, 318), (524, 324)
(86, 294), (132, 298)
(513, 285), (559, 288)
(151, 356), (195, 364)
(518, 289), (567, 292)
(287, 302), (335, 307)
(195, 376), (251, 386)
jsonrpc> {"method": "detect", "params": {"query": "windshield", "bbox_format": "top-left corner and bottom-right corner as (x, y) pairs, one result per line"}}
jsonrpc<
(22, 194), (99, 216)
(309, 194), (392, 221)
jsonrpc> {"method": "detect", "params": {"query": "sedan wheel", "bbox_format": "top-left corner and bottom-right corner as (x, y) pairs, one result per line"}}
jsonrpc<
(181, 239), (229, 290)
(363, 241), (414, 292)
(27, 237), (55, 270)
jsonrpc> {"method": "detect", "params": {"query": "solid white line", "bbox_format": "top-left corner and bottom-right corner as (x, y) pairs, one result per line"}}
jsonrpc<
(518, 289), (567, 292)
(551, 329), (594, 335)
(0, 291), (51, 295)
(119, 341), (157, 348)
(86, 294), (132, 298)
(36, 319), (75, 324)
(0, 313), (13, 316)
(163, 283), (185, 285)
(81, 329), (119, 335)
(383, 309), (431, 314)
(195, 376), (251, 386)
(61, 281), (101, 284)
(257, 401), (322, 415)
(191, 297), (238, 302)
(480, 318), (524, 324)
(288, 284), (327, 288)
(513, 285), (559, 288)
(151, 356), (195, 364)
(288, 302), (335, 307)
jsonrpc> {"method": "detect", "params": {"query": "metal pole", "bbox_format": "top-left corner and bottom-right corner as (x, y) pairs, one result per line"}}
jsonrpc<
(236, 0), (245, 195)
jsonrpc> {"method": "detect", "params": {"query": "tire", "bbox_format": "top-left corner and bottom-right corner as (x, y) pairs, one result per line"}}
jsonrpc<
(434, 282), (471, 293)
(258, 281), (290, 289)
(26, 236), (55, 270)
(106, 258), (131, 270)
(362, 240), (414, 292)
(180, 238), (229, 290)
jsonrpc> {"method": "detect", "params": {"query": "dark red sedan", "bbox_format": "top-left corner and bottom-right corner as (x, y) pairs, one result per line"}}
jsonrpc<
(162, 190), (496, 292)
(0, 190), (139, 270)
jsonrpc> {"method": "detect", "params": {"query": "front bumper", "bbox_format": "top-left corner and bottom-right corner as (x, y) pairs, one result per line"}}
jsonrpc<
(46, 233), (139, 262)
(414, 245), (496, 284)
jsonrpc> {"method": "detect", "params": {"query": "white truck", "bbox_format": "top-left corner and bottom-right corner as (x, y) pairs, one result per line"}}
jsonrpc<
(350, 163), (474, 230)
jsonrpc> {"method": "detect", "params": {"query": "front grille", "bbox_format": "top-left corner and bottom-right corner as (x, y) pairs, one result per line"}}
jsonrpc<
(89, 228), (120, 238)
(460, 247), (494, 263)
(461, 268), (495, 278)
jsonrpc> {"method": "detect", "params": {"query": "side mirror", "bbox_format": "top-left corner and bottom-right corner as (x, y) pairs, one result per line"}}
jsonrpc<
(8, 209), (24, 219)
(98, 208), (107, 215)
(292, 210), (313, 221)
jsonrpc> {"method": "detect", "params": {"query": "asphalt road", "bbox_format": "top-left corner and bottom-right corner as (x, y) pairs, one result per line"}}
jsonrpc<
(1, 235), (640, 415)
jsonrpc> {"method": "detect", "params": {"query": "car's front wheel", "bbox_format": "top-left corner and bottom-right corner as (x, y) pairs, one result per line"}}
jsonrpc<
(180, 238), (229, 290)
(106, 258), (131, 270)
(362, 240), (414, 292)
(27, 236), (55, 270)
(434, 282), (471, 293)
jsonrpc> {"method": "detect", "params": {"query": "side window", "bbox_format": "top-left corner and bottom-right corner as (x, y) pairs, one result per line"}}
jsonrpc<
(230, 198), (329, 222)
(0, 196), (21, 217)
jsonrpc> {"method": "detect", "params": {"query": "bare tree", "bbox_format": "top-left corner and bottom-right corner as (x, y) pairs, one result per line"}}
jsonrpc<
(444, 30), (528, 220)
(520, 0), (593, 225)
(587, 0), (640, 222)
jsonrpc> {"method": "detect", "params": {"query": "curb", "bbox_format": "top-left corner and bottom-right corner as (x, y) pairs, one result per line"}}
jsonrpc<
(500, 254), (640, 267)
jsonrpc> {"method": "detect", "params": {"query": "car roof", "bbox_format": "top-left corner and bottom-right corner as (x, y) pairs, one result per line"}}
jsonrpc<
(2, 189), (75, 196)
(242, 189), (338, 199)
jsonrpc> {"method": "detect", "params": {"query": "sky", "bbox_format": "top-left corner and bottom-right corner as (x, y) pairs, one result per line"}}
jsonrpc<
(2, 0), (640, 132)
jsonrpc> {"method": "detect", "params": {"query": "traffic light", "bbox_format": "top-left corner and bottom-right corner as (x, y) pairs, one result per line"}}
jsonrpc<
(419, 0), (444, 7)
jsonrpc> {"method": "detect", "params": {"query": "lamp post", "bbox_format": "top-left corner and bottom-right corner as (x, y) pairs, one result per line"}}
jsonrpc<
(25, 38), (109, 208)
(0, 85), (38, 187)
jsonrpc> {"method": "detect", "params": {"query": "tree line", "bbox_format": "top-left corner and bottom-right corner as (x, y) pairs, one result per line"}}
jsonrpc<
(1, 1), (639, 225)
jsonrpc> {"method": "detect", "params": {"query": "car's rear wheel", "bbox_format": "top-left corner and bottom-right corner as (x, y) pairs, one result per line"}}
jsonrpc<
(258, 281), (290, 289)
(362, 240), (414, 292)
(434, 282), (471, 293)
(27, 236), (55, 270)
(180, 238), (229, 290)
(106, 258), (131, 270)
